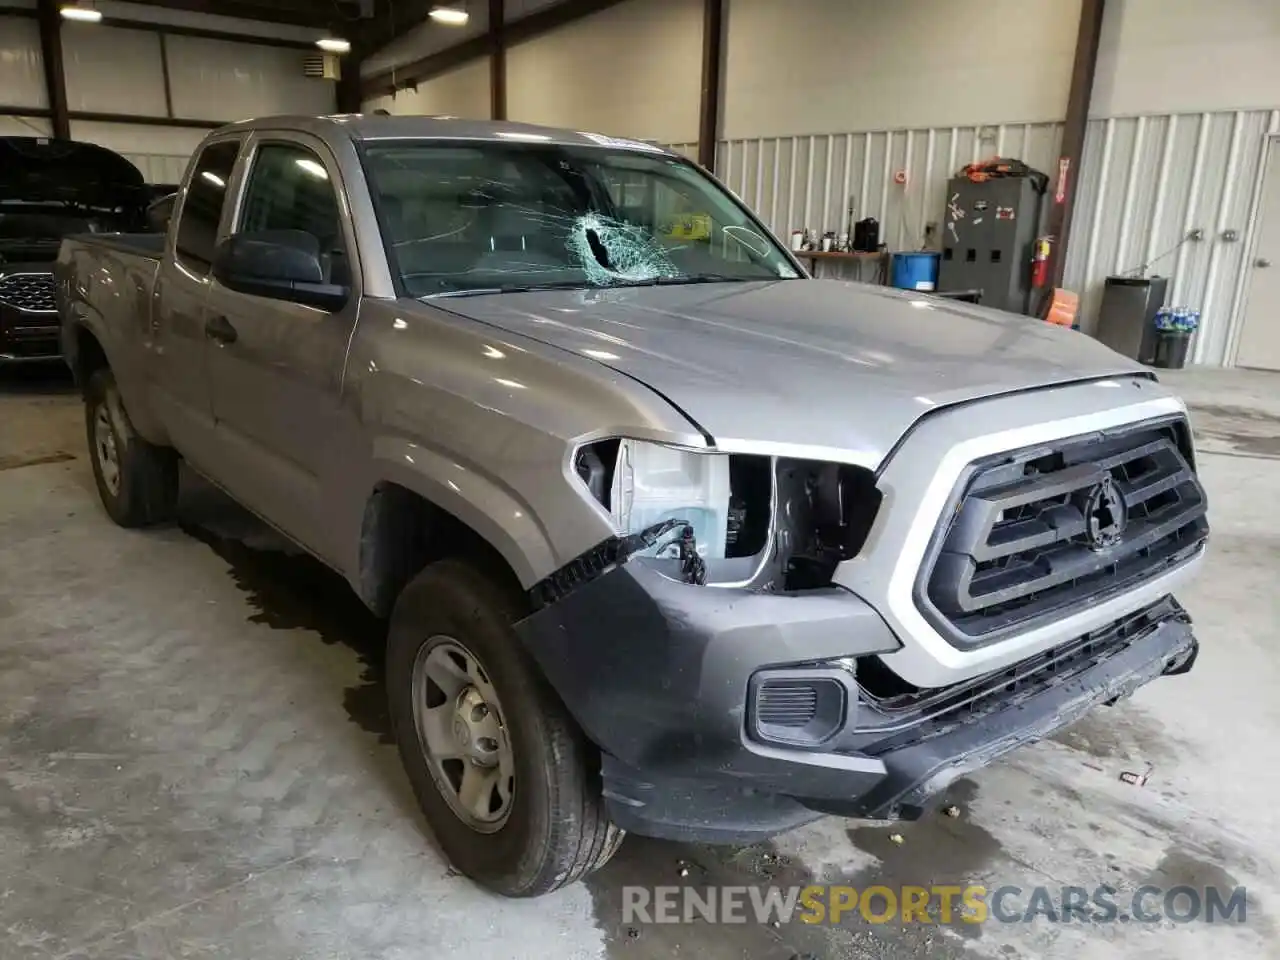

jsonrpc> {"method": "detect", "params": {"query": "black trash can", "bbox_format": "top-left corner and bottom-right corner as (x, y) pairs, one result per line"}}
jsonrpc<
(1152, 331), (1191, 369)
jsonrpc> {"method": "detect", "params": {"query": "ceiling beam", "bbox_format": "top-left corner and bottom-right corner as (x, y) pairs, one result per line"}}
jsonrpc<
(116, 0), (340, 29)
(100, 16), (319, 49)
(361, 0), (629, 100)
(35, 0), (70, 139)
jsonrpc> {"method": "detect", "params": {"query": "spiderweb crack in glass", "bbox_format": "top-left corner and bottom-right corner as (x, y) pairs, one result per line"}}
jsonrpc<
(565, 213), (681, 285)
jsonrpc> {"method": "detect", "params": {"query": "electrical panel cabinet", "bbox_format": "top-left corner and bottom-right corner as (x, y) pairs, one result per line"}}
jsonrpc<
(937, 176), (1044, 315)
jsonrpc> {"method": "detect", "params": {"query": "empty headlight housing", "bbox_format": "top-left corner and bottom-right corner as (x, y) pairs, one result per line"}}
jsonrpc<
(577, 439), (730, 559)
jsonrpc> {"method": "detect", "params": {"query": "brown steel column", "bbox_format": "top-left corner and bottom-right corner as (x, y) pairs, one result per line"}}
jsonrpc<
(696, 0), (724, 170)
(1048, 0), (1106, 286)
(337, 50), (366, 113)
(36, 0), (70, 139)
(490, 0), (507, 121)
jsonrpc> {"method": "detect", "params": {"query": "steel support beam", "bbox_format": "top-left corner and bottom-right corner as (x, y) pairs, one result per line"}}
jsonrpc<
(697, 0), (724, 170)
(362, 0), (629, 99)
(1048, 0), (1106, 287)
(336, 51), (366, 113)
(35, 0), (70, 139)
(489, 0), (506, 121)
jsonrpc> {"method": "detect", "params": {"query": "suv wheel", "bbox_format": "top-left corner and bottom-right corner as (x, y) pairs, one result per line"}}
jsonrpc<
(85, 369), (178, 527)
(387, 559), (622, 897)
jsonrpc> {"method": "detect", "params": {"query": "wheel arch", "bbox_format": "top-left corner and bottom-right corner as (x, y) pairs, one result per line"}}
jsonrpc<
(357, 440), (556, 617)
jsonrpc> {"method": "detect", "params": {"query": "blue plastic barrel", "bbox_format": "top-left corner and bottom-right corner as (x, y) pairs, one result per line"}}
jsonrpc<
(891, 252), (941, 292)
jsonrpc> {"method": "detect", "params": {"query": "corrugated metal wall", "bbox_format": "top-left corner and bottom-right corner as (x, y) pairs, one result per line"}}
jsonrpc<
(1063, 109), (1280, 366)
(671, 123), (1064, 249)
(675, 108), (1280, 366)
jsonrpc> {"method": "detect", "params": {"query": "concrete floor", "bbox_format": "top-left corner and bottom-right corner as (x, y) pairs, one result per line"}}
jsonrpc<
(2, 364), (1278, 960)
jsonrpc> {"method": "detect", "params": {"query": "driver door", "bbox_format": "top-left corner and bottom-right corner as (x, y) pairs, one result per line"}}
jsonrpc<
(204, 133), (361, 564)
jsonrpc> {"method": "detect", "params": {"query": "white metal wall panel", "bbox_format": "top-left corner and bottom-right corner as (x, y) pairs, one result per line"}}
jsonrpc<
(165, 36), (334, 121)
(1063, 109), (1278, 365)
(506, 0), (701, 144)
(1091, 0), (1280, 118)
(363, 59), (492, 120)
(62, 23), (167, 116)
(0, 15), (48, 109)
(722, 0), (1080, 140)
(0, 115), (51, 137)
(121, 153), (192, 185)
(68, 120), (208, 157)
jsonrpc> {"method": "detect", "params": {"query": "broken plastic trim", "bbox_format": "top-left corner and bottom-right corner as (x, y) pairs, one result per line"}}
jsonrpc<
(529, 518), (705, 611)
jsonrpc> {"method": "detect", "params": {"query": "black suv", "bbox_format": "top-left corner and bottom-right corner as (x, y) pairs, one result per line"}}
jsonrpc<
(0, 137), (149, 363)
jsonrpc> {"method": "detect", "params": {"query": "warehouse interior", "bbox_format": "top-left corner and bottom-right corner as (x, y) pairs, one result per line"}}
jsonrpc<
(1, 1), (1279, 958)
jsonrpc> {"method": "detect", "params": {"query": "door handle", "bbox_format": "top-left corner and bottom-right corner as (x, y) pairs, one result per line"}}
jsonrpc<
(1256, 257), (1272, 269)
(205, 314), (238, 344)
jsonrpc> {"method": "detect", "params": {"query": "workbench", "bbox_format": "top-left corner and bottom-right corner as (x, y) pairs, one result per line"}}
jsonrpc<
(796, 249), (889, 283)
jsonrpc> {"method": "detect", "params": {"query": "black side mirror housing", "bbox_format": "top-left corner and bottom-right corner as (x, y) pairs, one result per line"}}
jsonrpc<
(213, 230), (349, 311)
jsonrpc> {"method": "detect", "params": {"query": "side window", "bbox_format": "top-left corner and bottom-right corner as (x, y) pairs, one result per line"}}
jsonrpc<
(238, 143), (348, 285)
(175, 140), (241, 273)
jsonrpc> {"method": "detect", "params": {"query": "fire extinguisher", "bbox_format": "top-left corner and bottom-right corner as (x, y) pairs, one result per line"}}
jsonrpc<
(1031, 236), (1053, 288)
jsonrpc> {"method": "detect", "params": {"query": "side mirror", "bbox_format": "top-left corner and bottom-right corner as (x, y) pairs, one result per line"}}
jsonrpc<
(212, 229), (349, 311)
(146, 194), (175, 234)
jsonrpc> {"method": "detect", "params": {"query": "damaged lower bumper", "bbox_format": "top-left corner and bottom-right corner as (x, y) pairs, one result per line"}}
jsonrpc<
(515, 559), (1197, 844)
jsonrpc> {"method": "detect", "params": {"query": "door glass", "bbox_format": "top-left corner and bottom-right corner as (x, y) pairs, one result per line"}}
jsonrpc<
(174, 139), (241, 274)
(239, 143), (348, 285)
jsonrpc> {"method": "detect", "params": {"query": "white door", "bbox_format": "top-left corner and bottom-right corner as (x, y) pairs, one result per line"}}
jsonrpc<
(1237, 139), (1280, 370)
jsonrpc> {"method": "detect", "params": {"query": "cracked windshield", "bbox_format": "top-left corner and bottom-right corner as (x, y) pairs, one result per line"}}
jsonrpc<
(362, 139), (801, 298)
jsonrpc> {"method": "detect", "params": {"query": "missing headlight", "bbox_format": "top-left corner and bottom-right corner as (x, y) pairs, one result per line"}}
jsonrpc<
(571, 441), (881, 589)
(774, 459), (882, 590)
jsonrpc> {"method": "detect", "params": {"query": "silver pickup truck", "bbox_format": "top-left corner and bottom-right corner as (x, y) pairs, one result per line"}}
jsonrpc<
(57, 114), (1209, 898)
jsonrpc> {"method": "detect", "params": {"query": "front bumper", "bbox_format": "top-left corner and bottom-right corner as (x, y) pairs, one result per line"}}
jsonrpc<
(0, 303), (61, 362)
(516, 560), (1197, 843)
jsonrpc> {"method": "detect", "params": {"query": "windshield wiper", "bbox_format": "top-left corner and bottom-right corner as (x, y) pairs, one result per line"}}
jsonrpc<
(608, 275), (762, 287)
(422, 275), (766, 300)
(423, 280), (597, 299)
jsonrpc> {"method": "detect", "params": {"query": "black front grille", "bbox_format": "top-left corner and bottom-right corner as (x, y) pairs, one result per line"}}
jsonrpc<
(921, 418), (1207, 644)
(0, 273), (56, 313)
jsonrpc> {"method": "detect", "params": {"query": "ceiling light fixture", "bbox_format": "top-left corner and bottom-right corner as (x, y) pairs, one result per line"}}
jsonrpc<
(316, 37), (351, 54)
(429, 3), (469, 25)
(59, 3), (102, 22)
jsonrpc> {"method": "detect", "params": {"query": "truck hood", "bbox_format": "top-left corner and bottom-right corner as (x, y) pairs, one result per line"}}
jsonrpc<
(433, 279), (1148, 467)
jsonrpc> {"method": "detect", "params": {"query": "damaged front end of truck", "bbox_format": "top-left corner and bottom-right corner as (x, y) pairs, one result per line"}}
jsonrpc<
(513, 428), (1204, 843)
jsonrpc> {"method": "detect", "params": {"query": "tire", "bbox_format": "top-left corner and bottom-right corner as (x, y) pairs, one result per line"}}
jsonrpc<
(85, 368), (179, 528)
(386, 559), (622, 897)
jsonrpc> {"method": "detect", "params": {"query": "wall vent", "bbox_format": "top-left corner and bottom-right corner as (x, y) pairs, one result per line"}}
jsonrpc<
(304, 54), (341, 81)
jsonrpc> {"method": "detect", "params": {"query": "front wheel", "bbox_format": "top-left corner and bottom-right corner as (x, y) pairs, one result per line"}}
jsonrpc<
(85, 368), (178, 528)
(386, 559), (623, 897)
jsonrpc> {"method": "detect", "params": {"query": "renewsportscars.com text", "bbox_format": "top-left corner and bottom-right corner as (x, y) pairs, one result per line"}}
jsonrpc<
(622, 884), (1249, 926)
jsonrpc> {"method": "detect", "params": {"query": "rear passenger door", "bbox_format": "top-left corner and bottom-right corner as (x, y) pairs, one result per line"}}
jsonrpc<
(151, 137), (242, 474)
(204, 133), (361, 564)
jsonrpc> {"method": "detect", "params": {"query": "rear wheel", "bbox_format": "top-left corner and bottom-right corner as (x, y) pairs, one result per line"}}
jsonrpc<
(387, 559), (622, 897)
(85, 368), (178, 528)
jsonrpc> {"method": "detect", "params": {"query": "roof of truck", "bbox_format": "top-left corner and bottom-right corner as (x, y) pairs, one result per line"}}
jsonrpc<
(216, 114), (675, 156)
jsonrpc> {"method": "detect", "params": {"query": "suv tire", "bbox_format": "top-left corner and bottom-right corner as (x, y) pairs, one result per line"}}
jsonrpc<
(387, 559), (622, 897)
(85, 368), (179, 528)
